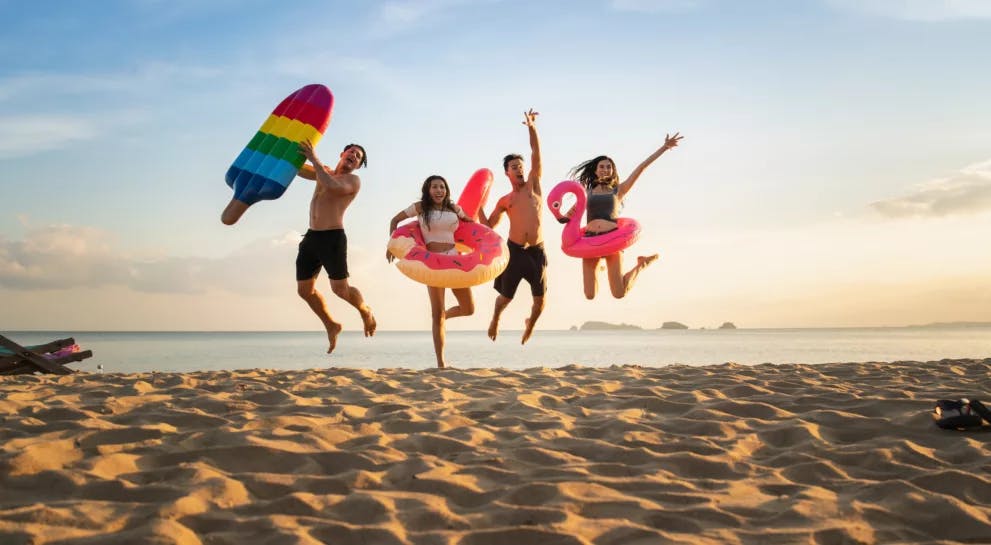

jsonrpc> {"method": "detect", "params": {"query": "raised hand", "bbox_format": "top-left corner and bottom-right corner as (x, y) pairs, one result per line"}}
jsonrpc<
(522, 108), (539, 127)
(662, 132), (683, 150)
(298, 139), (317, 162)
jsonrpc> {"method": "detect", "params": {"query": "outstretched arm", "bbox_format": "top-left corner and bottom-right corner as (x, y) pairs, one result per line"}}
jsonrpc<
(298, 140), (356, 195)
(617, 132), (682, 200)
(480, 197), (507, 229)
(297, 163), (317, 180)
(523, 108), (542, 195)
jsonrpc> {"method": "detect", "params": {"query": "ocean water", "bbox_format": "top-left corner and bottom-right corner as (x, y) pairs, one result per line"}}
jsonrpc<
(6, 326), (991, 374)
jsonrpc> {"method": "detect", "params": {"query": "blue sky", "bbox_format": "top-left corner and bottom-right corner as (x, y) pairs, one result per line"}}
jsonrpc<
(2, 0), (991, 332)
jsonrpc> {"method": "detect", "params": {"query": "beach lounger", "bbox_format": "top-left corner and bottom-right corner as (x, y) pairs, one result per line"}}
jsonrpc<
(0, 334), (92, 375)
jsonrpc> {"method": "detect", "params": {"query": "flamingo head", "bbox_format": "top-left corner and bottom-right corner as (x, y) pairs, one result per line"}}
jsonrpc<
(546, 180), (584, 225)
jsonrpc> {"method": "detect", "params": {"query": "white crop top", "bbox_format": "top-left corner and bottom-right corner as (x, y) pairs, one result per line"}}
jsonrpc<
(404, 203), (465, 245)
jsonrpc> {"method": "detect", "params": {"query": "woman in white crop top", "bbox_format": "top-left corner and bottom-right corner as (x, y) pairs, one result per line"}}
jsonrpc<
(387, 175), (474, 368)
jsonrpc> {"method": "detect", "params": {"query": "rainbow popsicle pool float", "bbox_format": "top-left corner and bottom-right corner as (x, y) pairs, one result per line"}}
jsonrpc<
(221, 84), (334, 225)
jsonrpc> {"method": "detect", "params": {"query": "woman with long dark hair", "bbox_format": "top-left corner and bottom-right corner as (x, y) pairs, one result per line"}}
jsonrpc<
(387, 175), (473, 368)
(567, 132), (682, 299)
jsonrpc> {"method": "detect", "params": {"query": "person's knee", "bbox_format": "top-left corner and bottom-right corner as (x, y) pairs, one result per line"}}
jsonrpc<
(610, 286), (626, 299)
(432, 308), (445, 323)
(495, 294), (513, 309)
(584, 288), (595, 300)
(462, 302), (475, 316)
(330, 283), (350, 299)
(297, 284), (316, 299)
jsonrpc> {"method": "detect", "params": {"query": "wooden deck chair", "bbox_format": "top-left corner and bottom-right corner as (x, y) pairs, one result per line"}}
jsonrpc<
(0, 334), (93, 375)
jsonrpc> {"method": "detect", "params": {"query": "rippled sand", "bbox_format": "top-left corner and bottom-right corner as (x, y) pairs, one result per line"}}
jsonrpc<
(2, 359), (990, 544)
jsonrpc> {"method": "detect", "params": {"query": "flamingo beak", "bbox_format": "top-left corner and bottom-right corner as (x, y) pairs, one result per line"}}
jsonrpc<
(557, 217), (568, 224)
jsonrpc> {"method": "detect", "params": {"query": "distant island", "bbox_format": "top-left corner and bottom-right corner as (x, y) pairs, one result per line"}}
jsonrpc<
(578, 321), (643, 331)
(659, 321), (689, 330)
(568, 321), (989, 331)
(910, 321), (991, 329)
(572, 320), (743, 331)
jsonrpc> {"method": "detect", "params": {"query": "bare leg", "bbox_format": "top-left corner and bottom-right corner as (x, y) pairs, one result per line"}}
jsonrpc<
(427, 286), (447, 368)
(605, 253), (660, 299)
(330, 278), (377, 337)
(298, 278), (342, 354)
(521, 295), (545, 345)
(582, 257), (600, 300)
(445, 288), (475, 319)
(488, 294), (512, 341)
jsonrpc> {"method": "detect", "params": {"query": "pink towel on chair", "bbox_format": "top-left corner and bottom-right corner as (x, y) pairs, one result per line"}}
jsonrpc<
(44, 344), (81, 360)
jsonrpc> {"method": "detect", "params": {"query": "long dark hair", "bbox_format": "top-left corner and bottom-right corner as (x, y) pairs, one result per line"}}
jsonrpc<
(569, 155), (618, 191)
(419, 175), (455, 228)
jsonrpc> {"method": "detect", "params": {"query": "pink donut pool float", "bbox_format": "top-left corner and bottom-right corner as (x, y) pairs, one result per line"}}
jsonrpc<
(388, 169), (508, 288)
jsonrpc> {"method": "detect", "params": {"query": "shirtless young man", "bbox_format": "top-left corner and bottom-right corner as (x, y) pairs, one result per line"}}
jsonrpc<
(295, 140), (377, 354)
(479, 109), (545, 345)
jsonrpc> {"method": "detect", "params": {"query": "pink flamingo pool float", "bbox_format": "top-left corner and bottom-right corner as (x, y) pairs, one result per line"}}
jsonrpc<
(546, 180), (642, 259)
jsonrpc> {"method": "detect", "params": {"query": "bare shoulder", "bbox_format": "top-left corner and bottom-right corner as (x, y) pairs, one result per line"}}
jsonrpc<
(346, 172), (361, 190)
(497, 193), (512, 209)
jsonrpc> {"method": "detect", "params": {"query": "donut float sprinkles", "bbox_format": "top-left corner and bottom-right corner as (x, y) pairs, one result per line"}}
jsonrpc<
(388, 169), (508, 288)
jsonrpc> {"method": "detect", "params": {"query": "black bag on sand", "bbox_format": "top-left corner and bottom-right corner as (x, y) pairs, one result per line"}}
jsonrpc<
(933, 398), (991, 430)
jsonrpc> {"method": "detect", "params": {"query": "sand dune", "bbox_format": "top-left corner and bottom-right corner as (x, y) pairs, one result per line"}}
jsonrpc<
(2, 359), (990, 544)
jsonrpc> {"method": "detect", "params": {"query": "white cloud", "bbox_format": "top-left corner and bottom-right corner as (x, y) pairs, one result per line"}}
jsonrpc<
(0, 64), (223, 104)
(0, 225), (131, 290)
(0, 225), (300, 294)
(871, 159), (991, 218)
(0, 115), (99, 158)
(0, 63), (225, 158)
(371, 0), (500, 36)
(824, 0), (991, 21)
(609, 0), (703, 12)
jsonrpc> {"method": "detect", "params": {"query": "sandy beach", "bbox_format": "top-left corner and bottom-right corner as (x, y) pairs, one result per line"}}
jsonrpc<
(1, 359), (990, 544)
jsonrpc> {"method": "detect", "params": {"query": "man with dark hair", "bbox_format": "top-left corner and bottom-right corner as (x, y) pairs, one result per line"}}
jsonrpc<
(295, 141), (376, 354)
(479, 109), (545, 344)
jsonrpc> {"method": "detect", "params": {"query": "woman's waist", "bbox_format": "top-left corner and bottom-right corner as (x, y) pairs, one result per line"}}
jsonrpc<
(585, 218), (618, 234)
(425, 241), (457, 253)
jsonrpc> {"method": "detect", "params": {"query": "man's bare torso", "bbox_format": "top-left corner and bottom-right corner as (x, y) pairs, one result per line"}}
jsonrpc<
(502, 187), (543, 246)
(309, 168), (358, 230)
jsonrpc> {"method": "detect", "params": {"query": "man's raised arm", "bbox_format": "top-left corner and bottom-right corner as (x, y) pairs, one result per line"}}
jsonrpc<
(523, 108), (542, 194)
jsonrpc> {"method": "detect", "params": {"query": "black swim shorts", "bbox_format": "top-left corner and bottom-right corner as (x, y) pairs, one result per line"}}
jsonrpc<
(493, 240), (547, 299)
(296, 229), (349, 281)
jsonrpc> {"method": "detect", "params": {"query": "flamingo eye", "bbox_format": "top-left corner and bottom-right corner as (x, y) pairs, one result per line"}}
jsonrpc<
(552, 201), (560, 209)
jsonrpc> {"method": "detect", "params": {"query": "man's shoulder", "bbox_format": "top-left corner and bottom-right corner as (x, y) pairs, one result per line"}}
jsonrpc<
(342, 172), (361, 185)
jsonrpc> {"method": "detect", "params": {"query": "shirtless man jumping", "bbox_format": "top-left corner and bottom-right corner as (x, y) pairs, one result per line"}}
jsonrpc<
(295, 140), (377, 353)
(480, 109), (546, 345)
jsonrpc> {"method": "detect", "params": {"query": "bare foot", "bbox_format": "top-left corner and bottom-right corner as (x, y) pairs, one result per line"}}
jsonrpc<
(326, 322), (343, 354)
(637, 254), (659, 269)
(359, 306), (377, 337)
(488, 317), (499, 341)
(521, 318), (536, 345)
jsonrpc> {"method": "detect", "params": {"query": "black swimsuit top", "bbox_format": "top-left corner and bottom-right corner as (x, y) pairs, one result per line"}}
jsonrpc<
(586, 185), (620, 222)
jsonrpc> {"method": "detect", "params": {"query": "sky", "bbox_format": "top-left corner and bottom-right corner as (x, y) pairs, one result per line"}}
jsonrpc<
(2, 0), (990, 332)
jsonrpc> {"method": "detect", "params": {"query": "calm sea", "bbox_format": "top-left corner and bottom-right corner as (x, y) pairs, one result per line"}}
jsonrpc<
(6, 326), (991, 374)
